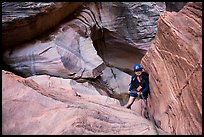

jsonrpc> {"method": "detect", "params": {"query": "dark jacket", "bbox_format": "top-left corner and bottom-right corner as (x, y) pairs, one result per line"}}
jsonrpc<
(129, 72), (150, 99)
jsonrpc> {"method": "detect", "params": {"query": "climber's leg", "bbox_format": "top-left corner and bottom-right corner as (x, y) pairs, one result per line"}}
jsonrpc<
(125, 93), (137, 109)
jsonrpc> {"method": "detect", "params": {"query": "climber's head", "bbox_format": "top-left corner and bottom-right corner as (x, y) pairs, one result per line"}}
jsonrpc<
(133, 64), (143, 76)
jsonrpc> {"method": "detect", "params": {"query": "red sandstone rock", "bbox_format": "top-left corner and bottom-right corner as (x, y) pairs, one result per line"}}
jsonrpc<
(141, 2), (202, 135)
(2, 70), (168, 135)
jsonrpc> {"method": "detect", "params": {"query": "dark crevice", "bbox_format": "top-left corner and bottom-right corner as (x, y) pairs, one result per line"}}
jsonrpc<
(2, 60), (26, 77)
(165, 2), (187, 12)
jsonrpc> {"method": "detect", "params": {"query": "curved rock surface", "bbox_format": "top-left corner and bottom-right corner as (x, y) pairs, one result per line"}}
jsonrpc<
(2, 2), (83, 49)
(3, 2), (200, 135)
(141, 2), (202, 135)
(2, 70), (168, 135)
(3, 18), (105, 79)
(100, 67), (131, 105)
(3, 2), (166, 78)
(94, 2), (166, 71)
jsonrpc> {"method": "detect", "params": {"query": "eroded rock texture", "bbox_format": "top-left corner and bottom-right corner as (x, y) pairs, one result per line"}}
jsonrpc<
(141, 2), (202, 135)
(3, 2), (166, 79)
(3, 2), (199, 135)
(3, 31), (105, 79)
(3, 7), (105, 79)
(2, 70), (168, 135)
(2, 2), (83, 49)
(100, 67), (131, 105)
(94, 2), (166, 71)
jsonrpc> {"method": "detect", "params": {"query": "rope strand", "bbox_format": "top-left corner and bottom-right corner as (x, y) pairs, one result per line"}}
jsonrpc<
(140, 94), (159, 135)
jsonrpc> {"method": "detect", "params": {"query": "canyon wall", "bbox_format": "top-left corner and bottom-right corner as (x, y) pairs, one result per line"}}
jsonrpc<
(141, 2), (202, 135)
(2, 2), (201, 135)
(3, 2), (166, 78)
(2, 2), (83, 49)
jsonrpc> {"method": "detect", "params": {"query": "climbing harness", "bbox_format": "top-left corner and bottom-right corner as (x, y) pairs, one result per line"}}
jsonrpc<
(140, 94), (159, 135)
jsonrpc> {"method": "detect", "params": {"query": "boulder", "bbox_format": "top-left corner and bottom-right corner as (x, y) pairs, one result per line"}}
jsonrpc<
(2, 70), (168, 135)
(100, 67), (131, 105)
(141, 2), (202, 135)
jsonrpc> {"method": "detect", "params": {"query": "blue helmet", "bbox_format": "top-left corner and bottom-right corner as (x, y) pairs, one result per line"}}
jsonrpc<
(133, 64), (143, 71)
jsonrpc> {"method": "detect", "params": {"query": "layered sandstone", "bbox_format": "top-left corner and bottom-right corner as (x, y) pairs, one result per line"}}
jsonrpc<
(94, 2), (166, 71)
(3, 15), (105, 79)
(2, 2), (83, 49)
(141, 2), (202, 135)
(3, 2), (166, 79)
(2, 2), (200, 135)
(2, 70), (168, 135)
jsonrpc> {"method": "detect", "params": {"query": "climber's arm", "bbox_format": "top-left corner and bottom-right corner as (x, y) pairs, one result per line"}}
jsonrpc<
(141, 78), (149, 94)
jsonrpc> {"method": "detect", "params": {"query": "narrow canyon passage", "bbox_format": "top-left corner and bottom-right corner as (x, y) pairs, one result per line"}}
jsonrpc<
(2, 2), (201, 135)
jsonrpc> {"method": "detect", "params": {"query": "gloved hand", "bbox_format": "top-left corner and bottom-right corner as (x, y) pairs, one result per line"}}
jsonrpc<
(137, 91), (143, 96)
(140, 92), (143, 95)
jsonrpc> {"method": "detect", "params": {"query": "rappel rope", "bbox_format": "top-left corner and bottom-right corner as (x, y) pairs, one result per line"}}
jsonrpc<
(140, 93), (159, 135)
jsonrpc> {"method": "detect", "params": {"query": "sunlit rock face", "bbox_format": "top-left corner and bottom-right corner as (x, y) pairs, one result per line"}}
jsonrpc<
(141, 2), (202, 135)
